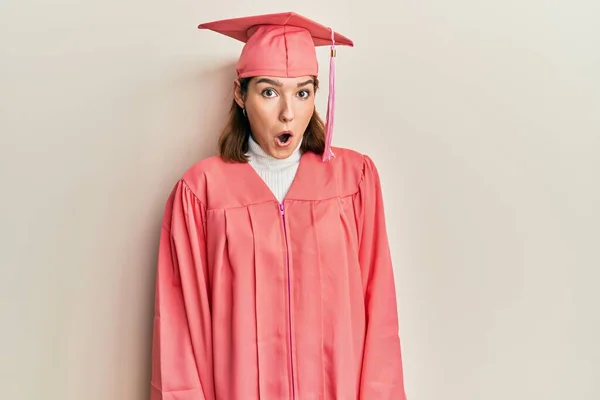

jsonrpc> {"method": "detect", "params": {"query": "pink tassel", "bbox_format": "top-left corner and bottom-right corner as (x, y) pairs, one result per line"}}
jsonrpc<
(322, 29), (336, 162)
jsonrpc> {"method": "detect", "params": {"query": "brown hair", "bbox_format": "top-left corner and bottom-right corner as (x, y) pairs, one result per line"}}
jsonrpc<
(218, 76), (326, 163)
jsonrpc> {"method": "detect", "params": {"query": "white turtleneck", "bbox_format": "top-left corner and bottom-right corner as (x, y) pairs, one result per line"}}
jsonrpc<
(246, 135), (302, 203)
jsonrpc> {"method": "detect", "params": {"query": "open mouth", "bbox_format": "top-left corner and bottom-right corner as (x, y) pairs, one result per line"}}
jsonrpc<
(276, 132), (293, 145)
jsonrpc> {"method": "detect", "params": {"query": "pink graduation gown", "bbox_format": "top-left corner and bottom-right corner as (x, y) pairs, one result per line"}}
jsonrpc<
(150, 147), (407, 400)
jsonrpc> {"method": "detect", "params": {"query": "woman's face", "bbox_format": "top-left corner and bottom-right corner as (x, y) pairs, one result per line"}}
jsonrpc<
(235, 75), (316, 159)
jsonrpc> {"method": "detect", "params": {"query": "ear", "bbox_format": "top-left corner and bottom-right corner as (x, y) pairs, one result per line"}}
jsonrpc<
(233, 79), (245, 109)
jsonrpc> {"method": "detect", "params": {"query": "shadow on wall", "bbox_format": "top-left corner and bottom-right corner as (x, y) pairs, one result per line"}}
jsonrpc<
(112, 59), (238, 400)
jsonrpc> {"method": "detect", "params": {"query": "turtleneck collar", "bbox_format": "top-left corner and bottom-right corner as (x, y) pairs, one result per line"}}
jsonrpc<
(246, 134), (302, 171)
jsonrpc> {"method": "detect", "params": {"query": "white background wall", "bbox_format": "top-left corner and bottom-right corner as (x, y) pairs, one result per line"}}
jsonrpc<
(1, 0), (599, 399)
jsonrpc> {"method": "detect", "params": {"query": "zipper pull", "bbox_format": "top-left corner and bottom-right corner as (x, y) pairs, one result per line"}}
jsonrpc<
(279, 203), (284, 216)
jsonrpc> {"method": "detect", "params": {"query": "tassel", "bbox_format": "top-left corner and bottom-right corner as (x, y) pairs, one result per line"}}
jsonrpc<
(322, 28), (336, 162)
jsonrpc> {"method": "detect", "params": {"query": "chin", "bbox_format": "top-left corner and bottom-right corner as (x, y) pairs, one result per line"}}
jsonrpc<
(270, 147), (295, 159)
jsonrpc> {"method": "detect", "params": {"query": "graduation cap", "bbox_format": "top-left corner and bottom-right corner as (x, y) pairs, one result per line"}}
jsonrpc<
(198, 12), (354, 162)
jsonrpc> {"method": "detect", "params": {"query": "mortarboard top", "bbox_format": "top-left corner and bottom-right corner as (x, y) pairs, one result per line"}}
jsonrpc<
(198, 12), (354, 162)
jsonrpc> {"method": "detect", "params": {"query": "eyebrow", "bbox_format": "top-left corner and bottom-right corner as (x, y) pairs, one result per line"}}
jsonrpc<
(255, 78), (283, 86)
(297, 79), (315, 88)
(255, 78), (315, 88)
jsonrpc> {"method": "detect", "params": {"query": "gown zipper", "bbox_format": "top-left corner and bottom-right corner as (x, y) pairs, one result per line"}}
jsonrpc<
(279, 202), (296, 400)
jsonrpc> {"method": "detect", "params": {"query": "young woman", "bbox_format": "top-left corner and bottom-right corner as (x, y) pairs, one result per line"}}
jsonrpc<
(151, 11), (408, 400)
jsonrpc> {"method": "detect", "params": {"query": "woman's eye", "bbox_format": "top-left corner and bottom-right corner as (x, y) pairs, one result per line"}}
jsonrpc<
(262, 89), (277, 98)
(298, 90), (311, 99)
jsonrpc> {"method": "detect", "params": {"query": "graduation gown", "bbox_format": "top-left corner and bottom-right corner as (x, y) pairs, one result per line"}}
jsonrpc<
(150, 147), (407, 400)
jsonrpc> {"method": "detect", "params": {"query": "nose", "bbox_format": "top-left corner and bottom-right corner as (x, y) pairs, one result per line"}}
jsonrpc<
(279, 97), (294, 123)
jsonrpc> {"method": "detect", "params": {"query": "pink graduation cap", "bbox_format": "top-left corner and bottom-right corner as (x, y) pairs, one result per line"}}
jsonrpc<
(198, 12), (354, 162)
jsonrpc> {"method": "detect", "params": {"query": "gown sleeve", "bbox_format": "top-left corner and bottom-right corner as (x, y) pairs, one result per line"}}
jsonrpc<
(355, 155), (408, 400)
(151, 180), (215, 400)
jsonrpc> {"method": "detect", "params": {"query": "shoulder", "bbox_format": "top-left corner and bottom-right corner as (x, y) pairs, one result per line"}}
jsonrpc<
(328, 146), (379, 187)
(172, 155), (241, 205)
(293, 146), (379, 199)
(182, 154), (229, 182)
(329, 146), (366, 167)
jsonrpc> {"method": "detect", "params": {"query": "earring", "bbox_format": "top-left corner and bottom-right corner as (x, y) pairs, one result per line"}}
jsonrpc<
(242, 108), (247, 117)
